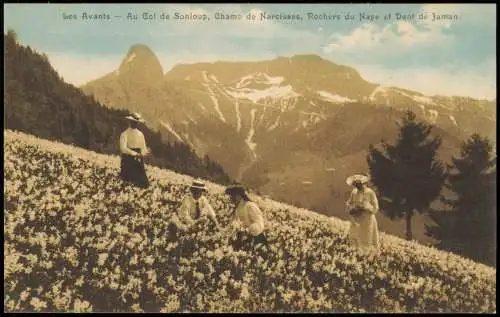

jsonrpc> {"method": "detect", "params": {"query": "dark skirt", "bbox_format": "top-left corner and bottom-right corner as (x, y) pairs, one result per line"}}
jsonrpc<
(120, 149), (149, 188)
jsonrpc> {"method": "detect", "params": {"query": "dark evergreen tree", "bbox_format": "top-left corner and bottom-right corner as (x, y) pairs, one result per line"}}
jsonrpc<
(367, 110), (446, 240)
(426, 134), (496, 267)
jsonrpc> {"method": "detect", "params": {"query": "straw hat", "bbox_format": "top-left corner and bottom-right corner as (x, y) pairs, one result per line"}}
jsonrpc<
(125, 112), (145, 123)
(346, 174), (369, 186)
(190, 181), (207, 191)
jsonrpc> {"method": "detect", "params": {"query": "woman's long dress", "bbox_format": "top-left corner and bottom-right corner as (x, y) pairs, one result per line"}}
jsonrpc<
(346, 187), (380, 250)
(119, 127), (149, 188)
(120, 148), (149, 188)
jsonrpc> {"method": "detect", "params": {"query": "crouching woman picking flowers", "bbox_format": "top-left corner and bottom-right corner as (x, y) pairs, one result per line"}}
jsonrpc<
(224, 184), (268, 252)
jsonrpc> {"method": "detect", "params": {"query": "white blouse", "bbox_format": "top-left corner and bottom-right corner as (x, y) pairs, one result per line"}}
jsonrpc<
(234, 201), (265, 236)
(120, 128), (147, 156)
(178, 194), (217, 225)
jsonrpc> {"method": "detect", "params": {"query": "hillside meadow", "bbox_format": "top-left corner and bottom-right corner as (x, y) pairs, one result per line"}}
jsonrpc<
(4, 130), (496, 313)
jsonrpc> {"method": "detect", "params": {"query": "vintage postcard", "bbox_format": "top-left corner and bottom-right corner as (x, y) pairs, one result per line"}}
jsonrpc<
(3, 3), (496, 313)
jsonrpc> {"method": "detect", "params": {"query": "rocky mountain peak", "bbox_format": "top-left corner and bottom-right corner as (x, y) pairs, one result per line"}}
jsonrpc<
(117, 44), (164, 86)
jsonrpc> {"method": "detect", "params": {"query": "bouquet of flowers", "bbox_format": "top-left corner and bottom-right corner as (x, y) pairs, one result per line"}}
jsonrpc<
(349, 206), (365, 218)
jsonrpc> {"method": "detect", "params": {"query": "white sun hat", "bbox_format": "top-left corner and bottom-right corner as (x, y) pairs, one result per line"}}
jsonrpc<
(190, 181), (207, 191)
(125, 112), (145, 123)
(346, 174), (370, 186)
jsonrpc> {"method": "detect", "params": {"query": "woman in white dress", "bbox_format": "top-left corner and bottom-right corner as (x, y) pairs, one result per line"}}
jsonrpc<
(345, 174), (380, 251)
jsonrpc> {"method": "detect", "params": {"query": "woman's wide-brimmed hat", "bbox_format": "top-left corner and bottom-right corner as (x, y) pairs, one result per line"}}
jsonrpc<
(346, 174), (369, 186)
(125, 112), (145, 123)
(224, 183), (246, 196)
(190, 181), (207, 191)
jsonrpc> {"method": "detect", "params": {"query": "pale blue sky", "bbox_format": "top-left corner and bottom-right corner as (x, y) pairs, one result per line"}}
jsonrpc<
(4, 3), (496, 99)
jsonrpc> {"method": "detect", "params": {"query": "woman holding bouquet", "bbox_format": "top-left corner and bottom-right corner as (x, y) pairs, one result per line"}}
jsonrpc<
(345, 174), (380, 251)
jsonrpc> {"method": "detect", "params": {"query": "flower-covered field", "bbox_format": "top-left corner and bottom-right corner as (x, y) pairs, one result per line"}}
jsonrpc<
(4, 130), (496, 313)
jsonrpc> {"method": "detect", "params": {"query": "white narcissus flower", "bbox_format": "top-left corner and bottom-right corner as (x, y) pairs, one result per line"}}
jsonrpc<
(131, 303), (143, 313)
(144, 256), (155, 265)
(73, 298), (92, 313)
(30, 297), (47, 311)
(98, 253), (108, 266)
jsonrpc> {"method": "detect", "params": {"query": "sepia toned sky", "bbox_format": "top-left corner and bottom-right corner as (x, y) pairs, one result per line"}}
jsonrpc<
(4, 3), (496, 100)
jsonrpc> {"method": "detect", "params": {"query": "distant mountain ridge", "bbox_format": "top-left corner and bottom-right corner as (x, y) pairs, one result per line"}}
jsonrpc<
(81, 43), (496, 243)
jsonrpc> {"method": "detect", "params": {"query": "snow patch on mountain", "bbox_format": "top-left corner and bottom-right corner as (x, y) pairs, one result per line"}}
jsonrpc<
(428, 109), (439, 123)
(209, 74), (219, 83)
(258, 108), (267, 127)
(236, 74), (256, 88)
(206, 86), (226, 122)
(449, 115), (458, 127)
(125, 53), (136, 64)
(246, 109), (258, 157)
(369, 86), (389, 103)
(268, 115), (281, 131)
(317, 91), (354, 103)
(413, 95), (435, 105)
(226, 85), (300, 103)
(234, 102), (242, 132)
(226, 72), (299, 104)
(201, 74), (226, 122)
(418, 104), (439, 123)
(279, 97), (299, 113)
(236, 72), (285, 87)
(160, 121), (183, 142)
(201, 70), (209, 82)
(234, 79), (244, 132)
(263, 73), (285, 85)
(396, 89), (436, 106)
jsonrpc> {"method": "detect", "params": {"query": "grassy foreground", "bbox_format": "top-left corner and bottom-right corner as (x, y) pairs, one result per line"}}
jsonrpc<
(4, 130), (496, 313)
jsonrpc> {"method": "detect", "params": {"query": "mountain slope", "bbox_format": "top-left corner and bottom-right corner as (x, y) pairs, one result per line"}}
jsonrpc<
(80, 44), (496, 244)
(3, 32), (230, 184)
(4, 130), (496, 313)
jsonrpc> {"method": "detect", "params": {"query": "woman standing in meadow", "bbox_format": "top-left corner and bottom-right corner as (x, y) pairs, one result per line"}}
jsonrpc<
(119, 113), (150, 188)
(225, 184), (268, 251)
(345, 174), (380, 252)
